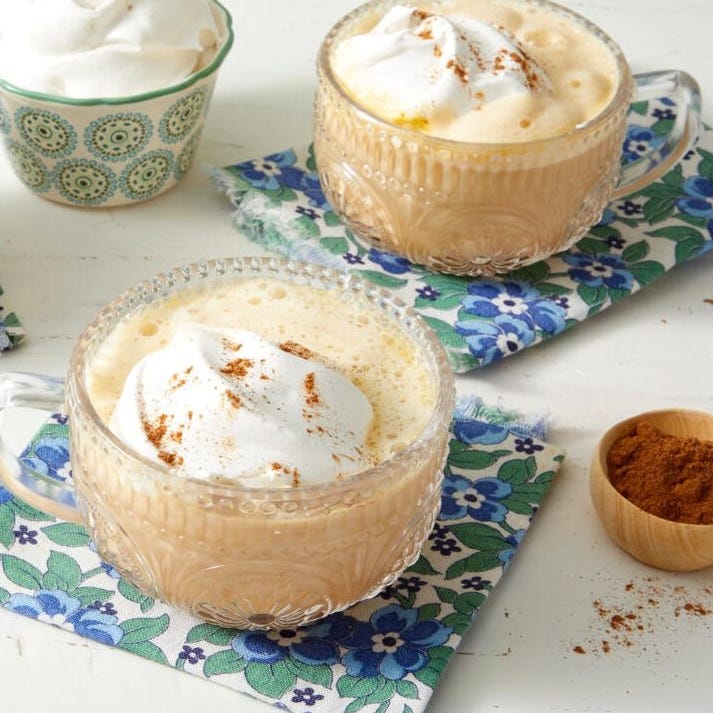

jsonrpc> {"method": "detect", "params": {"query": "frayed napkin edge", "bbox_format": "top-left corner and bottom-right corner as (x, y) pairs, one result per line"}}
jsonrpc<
(208, 166), (345, 269)
(454, 394), (553, 442)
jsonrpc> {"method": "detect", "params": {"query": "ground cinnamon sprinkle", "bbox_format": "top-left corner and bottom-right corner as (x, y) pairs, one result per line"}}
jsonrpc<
(222, 338), (242, 352)
(493, 51), (505, 73)
(606, 421), (713, 524)
(225, 390), (242, 409)
(220, 357), (254, 379)
(675, 601), (711, 617)
(157, 450), (184, 467)
(446, 58), (468, 84)
(303, 372), (320, 408)
(278, 340), (315, 360)
(142, 413), (168, 449)
(270, 461), (301, 486)
(508, 49), (541, 90)
(570, 577), (713, 656)
(469, 42), (486, 72)
(141, 414), (185, 467)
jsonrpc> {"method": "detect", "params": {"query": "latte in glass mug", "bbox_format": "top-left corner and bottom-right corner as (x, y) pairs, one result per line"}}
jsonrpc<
(314, 0), (698, 275)
(0, 259), (455, 629)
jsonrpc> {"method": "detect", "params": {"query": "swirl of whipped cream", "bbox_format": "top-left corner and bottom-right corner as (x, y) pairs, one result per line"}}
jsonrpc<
(110, 325), (375, 486)
(0, 0), (225, 98)
(332, 4), (550, 129)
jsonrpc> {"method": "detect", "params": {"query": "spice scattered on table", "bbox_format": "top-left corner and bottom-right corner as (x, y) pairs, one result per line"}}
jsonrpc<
(570, 577), (713, 656)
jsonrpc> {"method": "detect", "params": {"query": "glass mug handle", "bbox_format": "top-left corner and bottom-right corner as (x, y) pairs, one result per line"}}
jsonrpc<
(613, 69), (702, 199)
(0, 371), (81, 523)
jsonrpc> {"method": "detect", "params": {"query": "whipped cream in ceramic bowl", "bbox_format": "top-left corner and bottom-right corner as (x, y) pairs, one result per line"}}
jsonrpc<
(0, 0), (233, 207)
(0, 0), (225, 98)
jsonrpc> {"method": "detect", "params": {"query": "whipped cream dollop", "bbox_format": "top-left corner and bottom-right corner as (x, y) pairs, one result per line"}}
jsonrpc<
(332, 4), (550, 130)
(0, 0), (225, 98)
(110, 325), (375, 486)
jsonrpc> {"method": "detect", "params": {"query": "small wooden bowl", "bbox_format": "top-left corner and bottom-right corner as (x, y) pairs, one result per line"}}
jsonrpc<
(590, 409), (713, 572)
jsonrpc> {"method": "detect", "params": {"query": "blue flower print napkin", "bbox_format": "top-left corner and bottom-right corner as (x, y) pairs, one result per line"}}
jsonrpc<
(210, 97), (713, 373)
(0, 398), (563, 713)
(0, 281), (24, 352)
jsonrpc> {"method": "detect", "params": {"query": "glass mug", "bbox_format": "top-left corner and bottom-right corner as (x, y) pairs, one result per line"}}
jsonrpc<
(0, 257), (455, 629)
(314, 0), (702, 276)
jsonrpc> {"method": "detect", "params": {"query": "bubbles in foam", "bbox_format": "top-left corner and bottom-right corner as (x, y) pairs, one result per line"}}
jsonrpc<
(524, 28), (569, 51)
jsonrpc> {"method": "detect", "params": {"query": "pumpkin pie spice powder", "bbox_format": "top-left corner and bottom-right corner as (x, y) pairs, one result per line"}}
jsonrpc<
(570, 577), (713, 656)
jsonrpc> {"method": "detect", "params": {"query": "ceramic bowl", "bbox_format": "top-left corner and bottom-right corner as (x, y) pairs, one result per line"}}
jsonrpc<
(590, 409), (713, 572)
(0, 0), (233, 208)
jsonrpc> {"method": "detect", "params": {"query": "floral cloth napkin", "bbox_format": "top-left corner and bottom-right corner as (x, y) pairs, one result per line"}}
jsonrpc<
(211, 98), (713, 373)
(0, 398), (562, 712)
(0, 281), (24, 352)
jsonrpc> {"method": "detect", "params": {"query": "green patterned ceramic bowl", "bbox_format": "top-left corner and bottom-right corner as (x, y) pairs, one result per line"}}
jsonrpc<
(0, 0), (233, 208)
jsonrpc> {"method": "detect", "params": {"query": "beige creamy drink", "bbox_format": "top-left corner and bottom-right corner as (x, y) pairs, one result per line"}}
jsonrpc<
(314, 0), (633, 275)
(71, 269), (449, 628)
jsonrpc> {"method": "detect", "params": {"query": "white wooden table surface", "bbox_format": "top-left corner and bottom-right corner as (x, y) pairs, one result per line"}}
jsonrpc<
(1, 1), (712, 710)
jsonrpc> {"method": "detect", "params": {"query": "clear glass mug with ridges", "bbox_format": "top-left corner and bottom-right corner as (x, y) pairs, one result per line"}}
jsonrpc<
(314, 0), (701, 276)
(0, 257), (455, 629)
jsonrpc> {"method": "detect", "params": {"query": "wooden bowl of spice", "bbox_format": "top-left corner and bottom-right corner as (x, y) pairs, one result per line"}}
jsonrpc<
(590, 409), (713, 571)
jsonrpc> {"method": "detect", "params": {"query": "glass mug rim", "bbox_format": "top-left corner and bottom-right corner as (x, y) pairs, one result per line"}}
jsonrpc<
(317, 0), (634, 153)
(68, 256), (456, 502)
